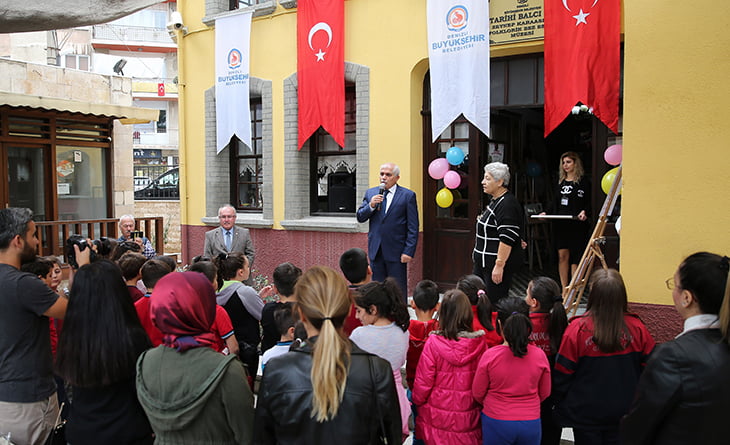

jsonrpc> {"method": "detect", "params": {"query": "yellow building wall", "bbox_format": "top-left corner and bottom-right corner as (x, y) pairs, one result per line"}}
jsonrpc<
(176, 1), (729, 307)
(177, 0), (550, 228)
(177, 0), (438, 229)
(175, 0), (213, 231)
(621, 2), (730, 305)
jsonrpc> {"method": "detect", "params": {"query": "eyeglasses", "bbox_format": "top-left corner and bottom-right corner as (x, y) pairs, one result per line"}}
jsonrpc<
(379, 172), (393, 177)
(665, 277), (677, 290)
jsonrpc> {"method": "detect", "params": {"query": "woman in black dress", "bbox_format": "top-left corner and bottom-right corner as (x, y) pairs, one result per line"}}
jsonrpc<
(548, 152), (591, 290)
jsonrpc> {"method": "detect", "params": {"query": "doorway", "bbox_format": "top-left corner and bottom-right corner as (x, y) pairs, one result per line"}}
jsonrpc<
(422, 82), (617, 290)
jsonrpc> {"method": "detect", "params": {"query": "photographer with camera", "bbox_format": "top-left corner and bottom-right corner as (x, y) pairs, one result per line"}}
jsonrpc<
(0, 208), (91, 445)
(118, 215), (156, 259)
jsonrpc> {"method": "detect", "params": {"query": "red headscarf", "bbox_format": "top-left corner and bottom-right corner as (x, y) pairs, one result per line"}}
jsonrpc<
(150, 271), (218, 352)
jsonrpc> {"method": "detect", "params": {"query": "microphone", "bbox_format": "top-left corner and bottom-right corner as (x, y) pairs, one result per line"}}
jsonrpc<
(375, 182), (386, 211)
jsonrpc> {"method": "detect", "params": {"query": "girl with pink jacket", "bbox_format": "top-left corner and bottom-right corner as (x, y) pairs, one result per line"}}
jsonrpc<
(412, 289), (487, 445)
(473, 297), (551, 445)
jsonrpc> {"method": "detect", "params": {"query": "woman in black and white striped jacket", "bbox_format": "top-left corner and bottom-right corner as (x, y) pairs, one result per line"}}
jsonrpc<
(473, 162), (524, 305)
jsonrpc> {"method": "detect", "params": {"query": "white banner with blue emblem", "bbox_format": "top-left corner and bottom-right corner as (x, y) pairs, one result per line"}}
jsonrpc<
(215, 12), (252, 153)
(427, 0), (490, 141)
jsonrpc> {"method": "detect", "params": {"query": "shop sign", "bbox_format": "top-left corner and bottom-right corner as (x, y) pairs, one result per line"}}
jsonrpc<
(134, 149), (162, 159)
(490, 0), (544, 45)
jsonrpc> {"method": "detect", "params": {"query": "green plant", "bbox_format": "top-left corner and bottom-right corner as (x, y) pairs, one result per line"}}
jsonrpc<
(250, 268), (278, 303)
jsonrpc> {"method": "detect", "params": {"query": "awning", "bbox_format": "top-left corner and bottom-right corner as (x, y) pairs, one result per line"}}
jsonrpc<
(0, 92), (159, 124)
(0, 0), (163, 34)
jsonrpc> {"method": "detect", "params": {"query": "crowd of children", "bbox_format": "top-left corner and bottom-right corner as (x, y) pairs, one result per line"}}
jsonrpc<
(14, 241), (730, 445)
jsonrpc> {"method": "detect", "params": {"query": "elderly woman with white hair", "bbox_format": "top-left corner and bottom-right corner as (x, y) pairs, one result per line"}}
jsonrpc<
(473, 162), (524, 304)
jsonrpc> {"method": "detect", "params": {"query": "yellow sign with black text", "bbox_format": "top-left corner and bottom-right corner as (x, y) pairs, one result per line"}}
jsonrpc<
(490, 0), (544, 45)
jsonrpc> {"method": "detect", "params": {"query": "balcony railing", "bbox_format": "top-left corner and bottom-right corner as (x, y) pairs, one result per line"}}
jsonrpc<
(92, 24), (174, 44)
(35, 217), (164, 261)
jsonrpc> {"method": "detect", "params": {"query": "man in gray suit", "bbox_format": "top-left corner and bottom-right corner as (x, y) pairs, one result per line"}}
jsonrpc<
(203, 204), (255, 268)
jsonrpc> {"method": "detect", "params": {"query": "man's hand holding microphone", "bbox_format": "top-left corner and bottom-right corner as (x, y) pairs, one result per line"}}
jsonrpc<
(369, 182), (387, 210)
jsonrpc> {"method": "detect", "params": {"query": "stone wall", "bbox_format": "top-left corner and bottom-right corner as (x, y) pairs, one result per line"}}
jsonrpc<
(134, 200), (181, 255)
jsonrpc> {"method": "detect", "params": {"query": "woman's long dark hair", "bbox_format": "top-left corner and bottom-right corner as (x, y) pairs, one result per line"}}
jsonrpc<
(214, 252), (247, 290)
(55, 260), (151, 387)
(456, 274), (495, 331)
(586, 269), (629, 353)
(355, 278), (410, 332)
(529, 277), (568, 354)
(496, 297), (531, 358)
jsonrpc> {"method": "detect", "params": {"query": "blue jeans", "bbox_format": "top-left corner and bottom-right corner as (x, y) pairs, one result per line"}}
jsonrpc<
(481, 413), (541, 445)
(407, 389), (425, 445)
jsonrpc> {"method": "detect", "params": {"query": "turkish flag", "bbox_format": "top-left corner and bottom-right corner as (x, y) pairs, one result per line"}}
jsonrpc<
(297, 0), (344, 149)
(157, 82), (165, 96)
(544, 0), (620, 137)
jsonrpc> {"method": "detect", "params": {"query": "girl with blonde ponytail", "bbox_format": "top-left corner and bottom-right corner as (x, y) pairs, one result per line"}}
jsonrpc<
(253, 266), (401, 443)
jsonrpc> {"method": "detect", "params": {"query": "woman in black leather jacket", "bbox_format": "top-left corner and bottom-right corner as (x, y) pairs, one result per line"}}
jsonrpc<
(621, 252), (730, 444)
(253, 266), (402, 444)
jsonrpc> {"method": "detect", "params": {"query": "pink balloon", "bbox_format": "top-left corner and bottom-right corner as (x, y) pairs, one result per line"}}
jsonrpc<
(428, 158), (450, 180)
(443, 170), (461, 189)
(604, 144), (623, 166)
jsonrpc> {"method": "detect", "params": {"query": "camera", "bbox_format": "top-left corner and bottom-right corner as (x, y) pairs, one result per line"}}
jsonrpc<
(166, 12), (184, 31)
(92, 237), (114, 257)
(65, 235), (96, 269)
(130, 230), (144, 240)
(66, 235), (114, 268)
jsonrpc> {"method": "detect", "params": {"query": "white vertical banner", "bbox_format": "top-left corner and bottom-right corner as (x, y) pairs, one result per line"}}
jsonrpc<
(427, 1), (490, 141)
(215, 12), (252, 153)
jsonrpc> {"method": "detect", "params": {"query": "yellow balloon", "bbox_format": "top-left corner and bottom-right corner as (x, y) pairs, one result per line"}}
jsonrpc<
(436, 188), (454, 208)
(601, 167), (621, 195)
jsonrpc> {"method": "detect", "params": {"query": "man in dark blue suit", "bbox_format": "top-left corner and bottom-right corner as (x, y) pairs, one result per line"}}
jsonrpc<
(356, 163), (419, 298)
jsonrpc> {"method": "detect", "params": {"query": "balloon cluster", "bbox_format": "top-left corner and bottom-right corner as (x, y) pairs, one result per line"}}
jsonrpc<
(428, 146), (466, 208)
(601, 144), (622, 194)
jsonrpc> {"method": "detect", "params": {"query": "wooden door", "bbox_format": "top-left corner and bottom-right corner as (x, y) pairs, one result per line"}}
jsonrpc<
(422, 115), (484, 290)
(422, 110), (522, 290)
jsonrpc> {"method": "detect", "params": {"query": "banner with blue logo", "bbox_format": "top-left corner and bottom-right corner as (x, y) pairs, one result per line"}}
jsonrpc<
(427, 1), (490, 141)
(215, 12), (252, 153)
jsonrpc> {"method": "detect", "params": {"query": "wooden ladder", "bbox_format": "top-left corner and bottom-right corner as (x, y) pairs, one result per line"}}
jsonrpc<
(563, 166), (622, 316)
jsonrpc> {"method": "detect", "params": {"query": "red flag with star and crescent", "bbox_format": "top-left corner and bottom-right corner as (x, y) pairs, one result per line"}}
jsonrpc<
(297, 0), (344, 149)
(544, 0), (620, 137)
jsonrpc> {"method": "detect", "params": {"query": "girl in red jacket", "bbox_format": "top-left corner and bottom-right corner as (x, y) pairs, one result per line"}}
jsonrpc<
(525, 277), (568, 445)
(457, 274), (503, 347)
(412, 289), (486, 445)
(473, 297), (551, 445)
(552, 269), (655, 445)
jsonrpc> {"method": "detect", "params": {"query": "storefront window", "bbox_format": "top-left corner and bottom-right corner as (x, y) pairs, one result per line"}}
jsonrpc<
(56, 146), (108, 220)
(7, 147), (46, 220)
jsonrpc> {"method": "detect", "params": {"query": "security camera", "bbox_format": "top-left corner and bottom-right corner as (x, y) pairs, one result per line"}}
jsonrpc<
(167, 12), (184, 31)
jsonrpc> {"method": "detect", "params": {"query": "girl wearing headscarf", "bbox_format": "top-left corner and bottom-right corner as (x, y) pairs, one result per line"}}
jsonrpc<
(136, 272), (254, 444)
